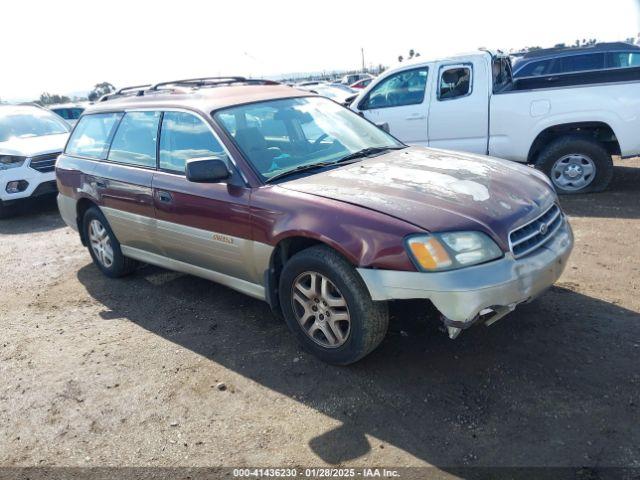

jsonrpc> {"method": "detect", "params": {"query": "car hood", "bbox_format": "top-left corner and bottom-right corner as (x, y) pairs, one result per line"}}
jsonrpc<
(278, 146), (557, 250)
(0, 133), (69, 157)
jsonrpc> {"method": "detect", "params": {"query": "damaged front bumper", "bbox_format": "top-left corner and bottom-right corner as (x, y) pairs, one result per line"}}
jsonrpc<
(357, 221), (573, 336)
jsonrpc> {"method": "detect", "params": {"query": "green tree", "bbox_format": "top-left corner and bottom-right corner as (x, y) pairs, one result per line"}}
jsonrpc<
(38, 92), (71, 106)
(88, 82), (116, 101)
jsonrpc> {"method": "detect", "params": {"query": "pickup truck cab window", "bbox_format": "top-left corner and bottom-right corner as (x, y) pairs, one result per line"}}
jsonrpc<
(159, 111), (226, 173)
(65, 112), (123, 159)
(215, 96), (402, 181)
(360, 67), (428, 110)
(438, 66), (472, 100)
(107, 111), (161, 168)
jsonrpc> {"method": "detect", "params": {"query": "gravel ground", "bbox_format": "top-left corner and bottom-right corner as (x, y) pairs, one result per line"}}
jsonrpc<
(0, 158), (639, 476)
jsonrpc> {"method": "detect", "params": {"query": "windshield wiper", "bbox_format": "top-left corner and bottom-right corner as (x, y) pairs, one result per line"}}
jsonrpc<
(334, 145), (405, 163)
(264, 145), (405, 184)
(265, 161), (340, 184)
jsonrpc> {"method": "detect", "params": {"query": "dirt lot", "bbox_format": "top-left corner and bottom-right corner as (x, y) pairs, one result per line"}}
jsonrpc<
(0, 158), (639, 476)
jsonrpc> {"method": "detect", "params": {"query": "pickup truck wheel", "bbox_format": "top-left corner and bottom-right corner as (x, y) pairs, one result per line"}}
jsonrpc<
(83, 207), (138, 278)
(536, 136), (613, 194)
(279, 245), (389, 365)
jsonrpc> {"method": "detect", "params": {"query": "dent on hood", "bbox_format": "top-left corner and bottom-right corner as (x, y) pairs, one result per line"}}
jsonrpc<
(328, 149), (503, 202)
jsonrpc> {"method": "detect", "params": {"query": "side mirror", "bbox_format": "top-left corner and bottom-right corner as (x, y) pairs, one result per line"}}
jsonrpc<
(185, 157), (230, 183)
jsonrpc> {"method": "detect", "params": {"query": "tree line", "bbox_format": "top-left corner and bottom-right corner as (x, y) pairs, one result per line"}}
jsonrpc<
(35, 82), (116, 106)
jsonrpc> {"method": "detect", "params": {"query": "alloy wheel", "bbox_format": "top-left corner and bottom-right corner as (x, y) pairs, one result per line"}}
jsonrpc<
(88, 219), (114, 269)
(291, 271), (351, 348)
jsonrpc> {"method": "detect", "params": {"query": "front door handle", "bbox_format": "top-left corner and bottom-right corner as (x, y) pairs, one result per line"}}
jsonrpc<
(157, 190), (173, 203)
(406, 115), (426, 121)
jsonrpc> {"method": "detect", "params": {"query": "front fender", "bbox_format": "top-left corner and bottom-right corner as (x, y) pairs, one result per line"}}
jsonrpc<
(250, 185), (422, 271)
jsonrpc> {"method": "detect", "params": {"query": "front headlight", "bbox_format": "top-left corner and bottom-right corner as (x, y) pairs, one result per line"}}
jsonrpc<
(0, 155), (26, 170)
(406, 231), (503, 272)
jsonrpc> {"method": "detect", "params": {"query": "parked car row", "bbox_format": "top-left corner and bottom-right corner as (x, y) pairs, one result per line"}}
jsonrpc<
(296, 81), (358, 105)
(53, 77), (573, 364)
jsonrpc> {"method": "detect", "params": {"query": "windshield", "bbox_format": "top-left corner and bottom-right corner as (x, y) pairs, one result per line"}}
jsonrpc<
(0, 107), (69, 142)
(214, 96), (402, 181)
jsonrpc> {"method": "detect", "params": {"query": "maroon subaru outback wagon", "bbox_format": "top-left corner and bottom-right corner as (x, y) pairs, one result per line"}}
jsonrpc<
(56, 77), (573, 364)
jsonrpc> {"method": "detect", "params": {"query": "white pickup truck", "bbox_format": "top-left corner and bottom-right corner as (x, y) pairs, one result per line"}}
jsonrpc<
(350, 51), (640, 194)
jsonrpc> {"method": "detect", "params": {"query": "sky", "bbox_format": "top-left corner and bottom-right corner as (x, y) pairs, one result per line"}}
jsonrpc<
(2, 0), (639, 101)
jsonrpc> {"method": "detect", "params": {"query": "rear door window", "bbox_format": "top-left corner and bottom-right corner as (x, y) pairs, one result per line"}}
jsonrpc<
(65, 112), (123, 159)
(68, 108), (84, 120)
(107, 111), (161, 168)
(159, 111), (226, 173)
(608, 52), (640, 68)
(360, 67), (428, 109)
(438, 66), (472, 100)
(516, 59), (553, 77)
(550, 53), (605, 74)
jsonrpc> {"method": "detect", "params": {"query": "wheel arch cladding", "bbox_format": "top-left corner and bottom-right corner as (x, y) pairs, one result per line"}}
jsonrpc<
(528, 121), (620, 164)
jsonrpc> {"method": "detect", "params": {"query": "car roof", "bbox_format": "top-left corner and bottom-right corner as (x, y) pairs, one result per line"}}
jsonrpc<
(0, 104), (49, 113)
(49, 103), (86, 109)
(515, 42), (639, 62)
(84, 84), (315, 115)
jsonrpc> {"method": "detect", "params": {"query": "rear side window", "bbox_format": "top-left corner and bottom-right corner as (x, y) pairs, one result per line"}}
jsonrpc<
(159, 111), (225, 173)
(65, 112), (123, 159)
(550, 53), (605, 74)
(52, 108), (70, 119)
(107, 111), (161, 168)
(361, 67), (428, 109)
(608, 52), (640, 68)
(68, 108), (84, 120)
(516, 59), (552, 77)
(439, 66), (471, 100)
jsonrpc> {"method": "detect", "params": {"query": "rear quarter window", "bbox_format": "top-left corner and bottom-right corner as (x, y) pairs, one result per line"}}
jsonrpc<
(65, 112), (123, 159)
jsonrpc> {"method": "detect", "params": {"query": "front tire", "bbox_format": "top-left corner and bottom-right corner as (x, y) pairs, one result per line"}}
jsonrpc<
(535, 135), (613, 194)
(279, 245), (388, 365)
(83, 207), (138, 278)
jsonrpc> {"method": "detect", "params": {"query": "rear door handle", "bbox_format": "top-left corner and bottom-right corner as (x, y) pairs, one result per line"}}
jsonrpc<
(157, 190), (173, 203)
(94, 180), (107, 188)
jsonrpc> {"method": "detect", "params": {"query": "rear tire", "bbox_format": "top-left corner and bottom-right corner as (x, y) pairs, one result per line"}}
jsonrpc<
(279, 245), (388, 365)
(535, 135), (613, 194)
(83, 207), (138, 278)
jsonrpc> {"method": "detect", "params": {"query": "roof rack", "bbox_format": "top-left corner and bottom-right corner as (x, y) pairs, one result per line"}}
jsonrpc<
(99, 84), (152, 102)
(98, 77), (281, 102)
(149, 76), (280, 90)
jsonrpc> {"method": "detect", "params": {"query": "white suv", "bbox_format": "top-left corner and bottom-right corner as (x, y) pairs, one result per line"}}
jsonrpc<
(0, 105), (70, 217)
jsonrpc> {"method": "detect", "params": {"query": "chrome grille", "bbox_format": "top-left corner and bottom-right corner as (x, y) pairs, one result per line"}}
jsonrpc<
(29, 152), (60, 173)
(509, 204), (563, 258)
